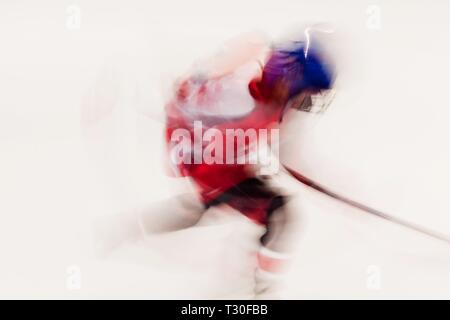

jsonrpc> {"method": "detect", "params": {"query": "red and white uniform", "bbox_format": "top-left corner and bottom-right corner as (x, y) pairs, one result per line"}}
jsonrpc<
(165, 62), (285, 223)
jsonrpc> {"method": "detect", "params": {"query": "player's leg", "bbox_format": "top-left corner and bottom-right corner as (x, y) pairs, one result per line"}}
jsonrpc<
(205, 177), (299, 298)
(94, 192), (206, 255)
(255, 193), (299, 298)
(138, 192), (206, 234)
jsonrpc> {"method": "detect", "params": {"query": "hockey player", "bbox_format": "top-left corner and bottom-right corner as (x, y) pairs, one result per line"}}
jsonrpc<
(163, 30), (335, 296)
(98, 29), (335, 298)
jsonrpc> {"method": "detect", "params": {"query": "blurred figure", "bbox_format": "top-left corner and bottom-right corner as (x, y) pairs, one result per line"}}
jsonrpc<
(97, 28), (336, 298)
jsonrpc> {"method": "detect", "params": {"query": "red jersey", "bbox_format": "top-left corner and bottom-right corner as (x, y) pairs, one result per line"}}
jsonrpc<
(165, 67), (285, 204)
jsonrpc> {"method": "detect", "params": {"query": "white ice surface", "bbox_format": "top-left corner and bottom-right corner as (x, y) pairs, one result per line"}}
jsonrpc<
(0, 0), (450, 298)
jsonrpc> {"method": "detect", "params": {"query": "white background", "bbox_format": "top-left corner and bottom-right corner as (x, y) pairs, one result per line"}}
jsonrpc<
(1, 0), (450, 298)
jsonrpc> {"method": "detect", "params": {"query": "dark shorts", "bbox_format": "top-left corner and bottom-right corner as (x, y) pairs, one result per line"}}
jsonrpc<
(205, 177), (287, 226)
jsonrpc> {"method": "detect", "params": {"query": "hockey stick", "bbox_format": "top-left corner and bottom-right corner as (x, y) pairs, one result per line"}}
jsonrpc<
(283, 164), (450, 245)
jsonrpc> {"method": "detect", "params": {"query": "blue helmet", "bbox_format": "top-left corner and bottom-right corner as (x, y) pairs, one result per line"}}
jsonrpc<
(259, 40), (335, 101)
